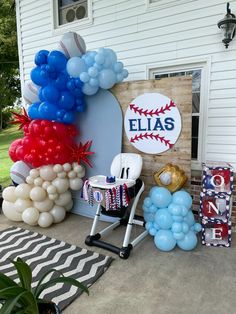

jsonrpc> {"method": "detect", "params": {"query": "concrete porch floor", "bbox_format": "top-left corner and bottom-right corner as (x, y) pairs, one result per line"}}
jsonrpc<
(0, 213), (235, 314)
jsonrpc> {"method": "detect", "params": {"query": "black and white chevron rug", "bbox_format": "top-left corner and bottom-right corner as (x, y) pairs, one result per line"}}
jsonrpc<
(0, 226), (113, 310)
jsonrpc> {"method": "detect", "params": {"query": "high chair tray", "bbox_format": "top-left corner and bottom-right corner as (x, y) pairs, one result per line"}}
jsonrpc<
(89, 175), (135, 189)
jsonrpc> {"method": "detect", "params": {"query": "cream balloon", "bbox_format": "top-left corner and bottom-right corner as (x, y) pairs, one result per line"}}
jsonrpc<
(53, 164), (63, 173)
(42, 181), (51, 190)
(34, 198), (54, 212)
(34, 177), (44, 186)
(39, 165), (57, 181)
(47, 185), (57, 194)
(15, 184), (31, 200)
(22, 207), (39, 225)
(68, 170), (76, 179)
(30, 187), (47, 202)
(73, 164), (84, 173)
(52, 178), (69, 194)
(15, 198), (33, 213)
(2, 200), (22, 221)
(63, 163), (71, 172)
(77, 168), (86, 179)
(55, 190), (72, 206)
(57, 171), (67, 179)
(48, 193), (59, 201)
(65, 200), (73, 212)
(38, 212), (53, 228)
(26, 176), (34, 185)
(29, 169), (39, 179)
(2, 186), (17, 202)
(69, 178), (83, 190)
(50, 205), (66, 223)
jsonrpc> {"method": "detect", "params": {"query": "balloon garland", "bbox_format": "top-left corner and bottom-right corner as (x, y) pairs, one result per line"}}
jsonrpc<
(3, 32), (129, 228)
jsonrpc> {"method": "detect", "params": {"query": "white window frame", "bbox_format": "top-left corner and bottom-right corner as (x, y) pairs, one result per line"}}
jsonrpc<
(147, 57), (211, 170)
(145, 0), (190, 11)
(51, 0), (93, 35)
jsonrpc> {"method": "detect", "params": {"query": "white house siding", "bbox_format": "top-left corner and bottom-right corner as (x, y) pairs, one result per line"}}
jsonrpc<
(16, 0), (236, 168)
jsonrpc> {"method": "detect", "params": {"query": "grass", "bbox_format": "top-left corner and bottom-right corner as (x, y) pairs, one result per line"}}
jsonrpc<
(0, 124), (23, 187)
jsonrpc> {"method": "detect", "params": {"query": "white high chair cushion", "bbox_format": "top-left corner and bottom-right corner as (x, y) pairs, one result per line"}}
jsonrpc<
(110, 153), (143, 180)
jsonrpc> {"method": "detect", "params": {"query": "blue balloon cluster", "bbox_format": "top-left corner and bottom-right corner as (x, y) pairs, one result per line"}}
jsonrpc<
(67, 48), (129, 96)
(143, 187), (201, 251)
(29, 50), (86, 124)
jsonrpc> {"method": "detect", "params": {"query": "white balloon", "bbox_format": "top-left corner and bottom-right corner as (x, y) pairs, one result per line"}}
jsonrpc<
(55, 190), (72, 206)
(68, 170), (76, 179)
(10, 161), (32, 185)
(69, 178), (83, 190)
(42, 181), (51, 190)
(15, 198), (33, 213)
(22, 207), (39, 225)
(50, 205), (66, 223)
(63, 163), (72, 172)
(58, 32), (86, 58)
(2, 186), (17, 202)
(34, 177), (44, 186)
(38, 212), (53, 228)
(73, 164), (84, 173)
(47, 185), (57, 194)
(65, 200), (73, 212)
(29, 169), (40, 179)
(30, 187), (47, 202)
(26, 176), (34, 185)
(23, 80), (40, 104)
(48, 193), (59, 201)
(57, 171), (67, 179)
(39, 165), (57, 181)
(34, 198), (54, 212)
(53, 164), (63, 173)
(2, 200), (22, 221)
(77, 168), (85, 179)
(15, 184), (31, 200)
(52, 178), (69, 194)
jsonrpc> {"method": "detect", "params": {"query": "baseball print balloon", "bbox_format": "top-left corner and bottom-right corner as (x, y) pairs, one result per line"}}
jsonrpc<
(124, 93), (182, 154)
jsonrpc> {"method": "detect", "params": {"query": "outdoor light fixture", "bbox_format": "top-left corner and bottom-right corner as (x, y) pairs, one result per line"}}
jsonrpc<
(217, 2), (236, 48)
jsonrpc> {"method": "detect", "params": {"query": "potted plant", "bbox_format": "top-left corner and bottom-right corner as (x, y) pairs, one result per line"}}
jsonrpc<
(0, 257), (89, 314)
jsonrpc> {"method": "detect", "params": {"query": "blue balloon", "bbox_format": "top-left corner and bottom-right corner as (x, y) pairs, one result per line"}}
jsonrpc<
(143, 197), (152, 208)
(76, 104), (85, 113)
(35, 50), (49, 66)
(173, 232), (185, 241)
(150, 187), (172, 208)
(82, 83), (99, 96)
(62, 111), (75, 124)
(39, 88), (45, 102)
(54, 73), (68, 90)
(172, 215), (184, 222)
(181, 206), (188, 216)
(95, 53), (105, 65)
(38, 102), (57, 120)
(80, 72), (90, 83)
(122, 69), (129, 78)
(47, 50), (67, 72)
(184, 211), (195, 227)
(145, 221), (153, 231)
(154, 230), (176, 252)
(171, 222), (182, 233)
(143, 212), (155, 223)
(58, 91), (75, 110)
(88, 67), (98, 77)
(194, 223), (202, 233)
(182, 222), (189, 234)
(155, 209), (173, 230)
(30, 66), (49, 87)
(149, 227), (157, 236)
(172, 190), (192, 210)
(67, 57), (87, 78)
(99, 69), (116, 89)
(105, 48), (117, 63)
(113, 62), (124, 73)
(89, 78), (99, 87)
(41, 85), (60, 103)
(28, 102), (40, 119)
(149, 204), (158, 214)
(177, 230), (198, 251)
(168, 203), (182, 216)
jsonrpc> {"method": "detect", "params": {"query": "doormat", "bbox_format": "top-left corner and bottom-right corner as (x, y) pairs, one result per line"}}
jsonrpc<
(0, 226), (113, 310)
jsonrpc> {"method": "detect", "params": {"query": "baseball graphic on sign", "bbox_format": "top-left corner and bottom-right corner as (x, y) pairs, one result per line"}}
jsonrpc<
(124, 93), (182, 154)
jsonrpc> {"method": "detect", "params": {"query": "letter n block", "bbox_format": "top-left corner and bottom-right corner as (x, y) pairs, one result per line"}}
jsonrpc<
(201, 220), (231, 247)
(199, 192), (232, 223)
